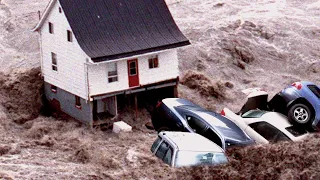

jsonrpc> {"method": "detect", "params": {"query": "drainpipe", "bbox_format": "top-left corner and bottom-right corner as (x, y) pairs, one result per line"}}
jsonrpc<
(38, 11), (44, 77)
(84, 61), (90, 101)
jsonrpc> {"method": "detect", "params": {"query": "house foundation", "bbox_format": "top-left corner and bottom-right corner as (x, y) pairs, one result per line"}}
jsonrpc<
(44, 82), (93, 124)
(45, 79), (178, 126)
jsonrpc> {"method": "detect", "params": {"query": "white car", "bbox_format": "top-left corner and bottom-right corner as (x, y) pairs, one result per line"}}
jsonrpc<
(151, 131), (228, 167)
(221, 108), (309, 144)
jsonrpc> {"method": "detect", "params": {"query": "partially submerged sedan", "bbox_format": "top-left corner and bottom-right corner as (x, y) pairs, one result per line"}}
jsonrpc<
(151, 131), (228, 167)
(221, 108), (309, 144)
(151, 98), (254, 150)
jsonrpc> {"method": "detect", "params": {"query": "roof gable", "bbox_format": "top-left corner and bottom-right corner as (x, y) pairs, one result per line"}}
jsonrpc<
(32, 0), (57, 32)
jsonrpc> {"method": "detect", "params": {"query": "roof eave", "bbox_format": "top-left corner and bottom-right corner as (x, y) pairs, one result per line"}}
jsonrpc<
(32, 0), (57, 32)
(91, 41), (191, 63)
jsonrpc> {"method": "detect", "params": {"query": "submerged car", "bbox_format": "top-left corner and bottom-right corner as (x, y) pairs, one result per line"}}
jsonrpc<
(269, 81), (320, 130)
(151, 98), (254, 150)
(151, 131), (228, 167)
(221, 108), (309, 144)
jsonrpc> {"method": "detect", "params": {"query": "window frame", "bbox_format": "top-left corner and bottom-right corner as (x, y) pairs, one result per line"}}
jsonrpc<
(75, 96), (81, 109)
(202, 127), (223, 148)
(129, 61), (137, 76)
(108, 62), (118, 83)
(148, 56), (159, 69)
(186, 115), (207, 133)
(155, 141), (169, 160)
(249, 121), (290, 143)
(67, 30), (73, 42)
(49, 22), (54, 34)
(163, 146), (174, 165)
(151, 137), (162, 153)
(51, 52), (58, 71)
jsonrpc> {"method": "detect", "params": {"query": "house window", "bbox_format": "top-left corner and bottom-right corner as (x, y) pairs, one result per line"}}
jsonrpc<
(51, 52), (58, 71)
(67, 30), (73, 42)
(49, 22), (54, 34)
(148, 56), (159, 69)
(75, 96), (81, 109)
(51, 85), (57, 93)
(129, 61), (137, 75)
(59, 7), (62, 13)
(108, 62), (118, 83)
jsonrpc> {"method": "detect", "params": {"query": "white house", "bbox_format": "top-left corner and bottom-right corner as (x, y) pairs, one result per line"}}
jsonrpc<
(33, 0), (190, 125)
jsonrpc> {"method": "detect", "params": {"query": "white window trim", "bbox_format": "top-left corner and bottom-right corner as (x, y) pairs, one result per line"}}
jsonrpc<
(148, 56), (159, 69)
(51, 52), (58, 71)
(108, 62), (118, 83)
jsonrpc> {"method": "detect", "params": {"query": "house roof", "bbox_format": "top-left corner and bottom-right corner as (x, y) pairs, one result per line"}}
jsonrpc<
(34, 0), (190, 62)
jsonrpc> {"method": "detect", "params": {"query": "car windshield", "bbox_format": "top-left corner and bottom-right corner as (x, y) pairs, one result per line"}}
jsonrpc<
(175, 151), (228, 167)
(242, 110), (267, 118)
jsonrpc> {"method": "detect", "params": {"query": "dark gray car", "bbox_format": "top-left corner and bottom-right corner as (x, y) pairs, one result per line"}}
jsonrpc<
(151, 98), (254, 150)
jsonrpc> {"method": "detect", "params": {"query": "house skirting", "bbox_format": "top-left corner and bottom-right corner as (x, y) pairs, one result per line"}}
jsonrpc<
(44, 78), (178, 125)
(44, 82), (93, 124)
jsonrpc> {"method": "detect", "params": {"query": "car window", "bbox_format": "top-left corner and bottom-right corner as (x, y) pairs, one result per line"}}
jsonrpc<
(186, 115), (207, 133)
(155, 141), (169, 160)
(249, 122), (290, 143)
(163, 147), (173, 165)
(175, 151), (228, 167)
(285, 126), (307, 137)
(151, 137), (162, 153)
(307, 85), (320, 98)
(202, 128), (223, 148)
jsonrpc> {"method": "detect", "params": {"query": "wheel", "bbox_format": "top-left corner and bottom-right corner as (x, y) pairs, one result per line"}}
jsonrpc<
(288, 104), (312, 125)
(157, 126), (170, 133)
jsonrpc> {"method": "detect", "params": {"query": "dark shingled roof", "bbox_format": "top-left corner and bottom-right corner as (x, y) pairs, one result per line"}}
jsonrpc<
(59, 0), (190, 62)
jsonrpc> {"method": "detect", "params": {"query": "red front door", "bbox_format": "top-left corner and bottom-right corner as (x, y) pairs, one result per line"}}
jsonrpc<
(127, 59), (139, 87)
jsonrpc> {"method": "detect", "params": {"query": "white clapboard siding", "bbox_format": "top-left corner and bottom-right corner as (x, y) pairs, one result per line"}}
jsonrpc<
(88, 49), (179, 96)
(88, 60), (129, 96)
(40, 0), (89, 100)
(139, 49), (178, 85)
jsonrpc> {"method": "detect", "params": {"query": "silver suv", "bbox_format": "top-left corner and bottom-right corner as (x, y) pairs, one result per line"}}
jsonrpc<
(151, 131), (228, 167)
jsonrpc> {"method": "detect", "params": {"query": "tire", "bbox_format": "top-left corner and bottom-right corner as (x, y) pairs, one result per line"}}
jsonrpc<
(288, 104), (312, 125)
(157, 126), (170, 133)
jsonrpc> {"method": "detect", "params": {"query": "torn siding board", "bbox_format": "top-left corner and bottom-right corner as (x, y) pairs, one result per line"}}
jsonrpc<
(40, 0), (89, 100)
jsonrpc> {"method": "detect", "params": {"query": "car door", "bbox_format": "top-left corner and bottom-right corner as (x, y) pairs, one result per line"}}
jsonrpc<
(154, 140), (174, 166)
(249, 122), (290, 143)
(185, 115), (224, 149)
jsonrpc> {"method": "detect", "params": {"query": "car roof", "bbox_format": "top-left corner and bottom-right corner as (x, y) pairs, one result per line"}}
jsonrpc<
(159, 131), (224, 152)
(162, 98), (252, 142)
(163, 98), (253, 143)
(300, 81), (317, 86)
(162, 98), (201, 108)
(243, 111), (292, 128)
(195, 111), (253, 142)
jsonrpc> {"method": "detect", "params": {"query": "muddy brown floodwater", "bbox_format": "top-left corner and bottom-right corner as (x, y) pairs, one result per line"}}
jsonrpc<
(0, 0), (320, 179)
